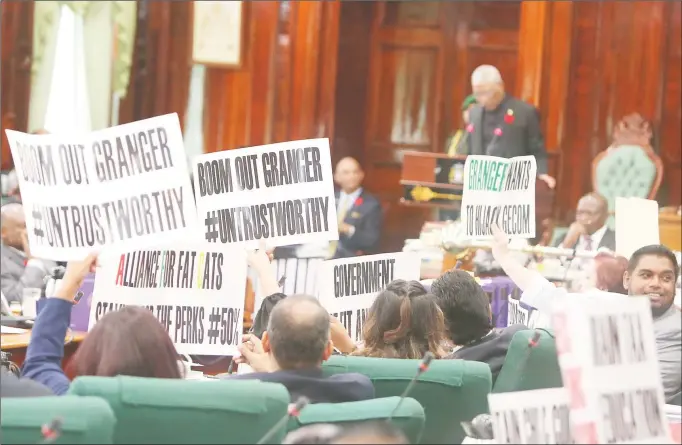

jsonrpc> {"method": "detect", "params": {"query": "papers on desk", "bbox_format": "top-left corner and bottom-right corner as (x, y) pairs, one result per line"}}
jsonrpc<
(1, 325), (28, 334)
(616, 197), (660, 258)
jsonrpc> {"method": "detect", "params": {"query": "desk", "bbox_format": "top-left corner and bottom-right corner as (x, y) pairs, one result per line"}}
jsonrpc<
(659, 211), (681, 251)
(1, 331), (86, 369)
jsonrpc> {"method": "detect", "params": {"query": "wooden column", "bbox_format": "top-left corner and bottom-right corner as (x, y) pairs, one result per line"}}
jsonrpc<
(515, 1), (549, 107)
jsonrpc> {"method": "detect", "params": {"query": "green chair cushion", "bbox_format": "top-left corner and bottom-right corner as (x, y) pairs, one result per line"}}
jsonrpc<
(322, 356), (491, 444)
(493, 329), (563, 393)
(68, 376), (289, 444)
(1, 396), (115, 444)
(293, 396), (425, 444)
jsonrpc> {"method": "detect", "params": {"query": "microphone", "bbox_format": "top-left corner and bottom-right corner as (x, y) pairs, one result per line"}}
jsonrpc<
(257, 397), (309, 444)
(387, 352), (435, 422)
(461, 413), (494, 440)
(39, 417), (63, 444)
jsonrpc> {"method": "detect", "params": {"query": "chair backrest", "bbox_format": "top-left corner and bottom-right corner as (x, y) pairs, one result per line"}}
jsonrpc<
(1, 395), (116, 444)
(493, 329), (563, 393)
(68, 376), (289, 444)
(322, 356), (491, 444)
(592, 114), (663, 228)
(291, 397), (425, 444)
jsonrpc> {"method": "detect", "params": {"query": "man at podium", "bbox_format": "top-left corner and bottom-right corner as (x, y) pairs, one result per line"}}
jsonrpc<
(465, 65), (556, 189)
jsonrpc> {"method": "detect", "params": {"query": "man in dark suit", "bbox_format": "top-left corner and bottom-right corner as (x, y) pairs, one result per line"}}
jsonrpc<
(329, 157), (382, 259)
(225, 295), (374, 404)
(1, 204), (57, 303)
(554, 192), (616, 252)
(465, 65), (556, 190)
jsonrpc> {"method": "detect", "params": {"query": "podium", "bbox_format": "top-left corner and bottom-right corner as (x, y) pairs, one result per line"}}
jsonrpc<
(400, 151), (555, 244)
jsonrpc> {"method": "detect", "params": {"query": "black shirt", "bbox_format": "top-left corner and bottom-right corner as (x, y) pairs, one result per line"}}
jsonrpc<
(448, 324), (527, 384)
(1, 368), (54, 398)
(481, 94), (511, 156)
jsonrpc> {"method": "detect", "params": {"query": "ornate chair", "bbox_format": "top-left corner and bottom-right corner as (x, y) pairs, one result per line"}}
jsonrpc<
(592, 114), (663, 228)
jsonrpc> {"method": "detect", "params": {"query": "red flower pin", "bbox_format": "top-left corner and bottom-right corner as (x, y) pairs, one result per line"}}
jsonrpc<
(354, 197), (363, 206)
(504, 109), (515, 124)
(493, 127), (503, 137)
(466, 124), (474, 133)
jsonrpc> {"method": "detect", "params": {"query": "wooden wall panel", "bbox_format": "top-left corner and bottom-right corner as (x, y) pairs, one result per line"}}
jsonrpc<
(557, 1), (682, 219)
(119, 1), (193, 127)
(1, 0), (33, 170)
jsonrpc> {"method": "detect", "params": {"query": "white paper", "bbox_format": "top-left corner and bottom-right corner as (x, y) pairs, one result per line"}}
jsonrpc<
(5, 114), (197, 261)
(316, 252), (421, 342)
(89, 240), (247, 356)
(616, 197), (660, 258)
(550, 293), (672, 444)
(488, 387), (574, 444)
(461, 155), (537, 239)
(192, 138), (338, 248)
(1, 326), (28, 334)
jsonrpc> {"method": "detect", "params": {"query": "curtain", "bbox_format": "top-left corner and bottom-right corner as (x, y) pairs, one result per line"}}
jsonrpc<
(183, 65), (207, 170)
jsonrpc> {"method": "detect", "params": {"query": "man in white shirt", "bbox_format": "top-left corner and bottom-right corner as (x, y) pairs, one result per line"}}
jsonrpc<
(554, 192), (615, 252)
(0, 204), (56, 303)
(329, 158), (382, 259)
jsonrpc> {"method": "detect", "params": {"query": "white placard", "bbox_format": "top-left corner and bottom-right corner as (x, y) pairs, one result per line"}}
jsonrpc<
(616, 197), (660, 259)
(462, 155), (537, 239)
(488, 387), (575, 444)
(5, 114), (197, 261)
(550, 293), (672, 444)
(192, 139), (338, 249)
(317, 252), (421, 342)
(89, 241), (247, 356)
(507, 298), (530, 327)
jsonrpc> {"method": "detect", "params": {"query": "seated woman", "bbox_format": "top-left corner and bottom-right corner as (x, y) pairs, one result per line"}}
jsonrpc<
(21, 253), (182, 395)
(337, 280), (450, 359)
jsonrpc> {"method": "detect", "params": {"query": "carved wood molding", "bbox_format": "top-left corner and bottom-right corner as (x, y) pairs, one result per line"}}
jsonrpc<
(611, 113), (653, 148)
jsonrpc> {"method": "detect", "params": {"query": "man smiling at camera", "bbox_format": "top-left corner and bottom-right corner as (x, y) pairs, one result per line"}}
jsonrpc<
(624, 244), (681, 403)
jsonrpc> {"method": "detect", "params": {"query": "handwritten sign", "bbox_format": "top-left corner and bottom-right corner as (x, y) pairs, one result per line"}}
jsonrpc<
(551, 294), (672, 444)
(90, 242), (247, 356)
(462, 155), (537, 239)
(488, 387), (575, 444)
(5, 114), (197, 261)
(317, 252), (421, 342)
(192, 139), (338, 248)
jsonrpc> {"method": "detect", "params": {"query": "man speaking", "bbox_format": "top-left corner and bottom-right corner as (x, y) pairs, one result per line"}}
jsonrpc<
(464, 65), (556, 189)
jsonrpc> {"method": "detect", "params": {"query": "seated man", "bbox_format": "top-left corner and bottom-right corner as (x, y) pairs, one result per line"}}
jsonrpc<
(431, 270), (526, 383)
(1, 204), (57, 304)
(225, 294), (374, 403)
(624, 244), (681, 403)
(330, 157), (382, 259)
(555, 192), (615, 252)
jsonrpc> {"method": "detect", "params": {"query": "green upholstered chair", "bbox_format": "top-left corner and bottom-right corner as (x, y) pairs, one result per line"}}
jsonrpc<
(68, 376), (289, 444)
(322, 356), (491, 444)
(291, 397), (425, 444)
(1, 396), (116, 444)
(592, 114), (663, 229)
(493, 329), (563, 393)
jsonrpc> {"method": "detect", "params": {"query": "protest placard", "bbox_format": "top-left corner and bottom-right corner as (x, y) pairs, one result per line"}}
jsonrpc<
(461, 155), (537, 239)
(551, 293), (672, 444)
(192, 139), (338, 248)
(507, 298), (531, 327)
(488, 387), (575, 444)
(317, 252), (421, 343)
(89, 241), (247, 356)
(5, 114), (197, 261)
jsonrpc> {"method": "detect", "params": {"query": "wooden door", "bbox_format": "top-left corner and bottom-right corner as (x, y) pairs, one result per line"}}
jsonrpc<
(363, 2), (445, 252)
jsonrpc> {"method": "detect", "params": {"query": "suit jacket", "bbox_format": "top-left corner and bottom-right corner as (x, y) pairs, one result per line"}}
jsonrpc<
(334, 189), (382, 259)
(465, 96), (548, 174)
(553, 228), (616, 252)
(0, 244), (56, 304)
(226, 368), (375, 404)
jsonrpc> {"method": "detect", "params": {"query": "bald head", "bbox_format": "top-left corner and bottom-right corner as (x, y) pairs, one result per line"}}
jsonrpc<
(471, 65), (505, 110)
(266, 295), (331, 369)
(576, 192), (609, 235)
(334, 157), (364, 194)
(1, 203), (26, 250)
